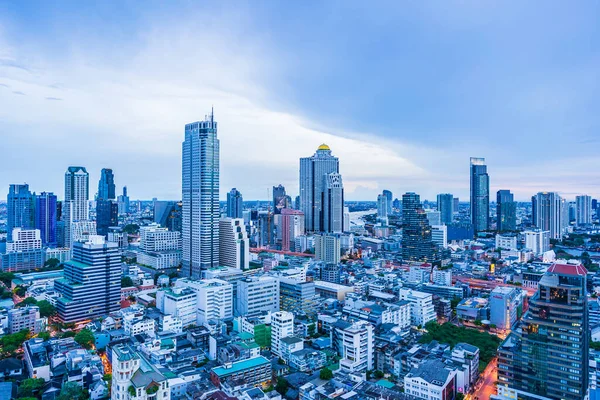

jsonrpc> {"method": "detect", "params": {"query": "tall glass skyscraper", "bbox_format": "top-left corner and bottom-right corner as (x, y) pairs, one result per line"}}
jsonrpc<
(7, 184), (34, 241)
(436, 193), (454, 225)
(469, 157), (489, 233)
(299, 144), (340, 232)
(226, 188), (243, 219)
(35, 192), (57, 247)
(497, 261), (588, 400)
(496, 189), (517, 232)
(532, 192), (564, 239)
(182, 111), (220, 278)
(322, 173), (344, 233)
(97, 168), (116, 200)
(273, 184), (291, 214)
(382, 190), (393, 215)
(401, 192), (437, 262)
(96, 168), (118, 237)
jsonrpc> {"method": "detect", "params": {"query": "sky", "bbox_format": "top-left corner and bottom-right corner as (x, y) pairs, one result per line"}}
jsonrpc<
(0, 1), (599, 201)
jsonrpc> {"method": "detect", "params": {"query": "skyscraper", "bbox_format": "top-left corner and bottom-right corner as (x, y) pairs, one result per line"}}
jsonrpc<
(436, 193), (454, 225)
(299, 144), (339, 232)
(532, 192), (564, 240)
(322, 173), (344, 233)
(55, 236), (120, 323)
(34, 192), (57, 247)
(117, 186), (129, 215)
(497, 261), (588, 400)
(7, 184), (34, 241)
(226, 188), (243, 219)
(273, 184), (291, 214)
(182, 111), (220, 278)
(575, 195), (592, 226)
(382, 190), (393, 215)
(377, 193), (388, 222)
(219, 218), (249, 270)
(401, 192), (437, 262)
(63, 166), (90, 248)
(470, 157), (489, 233)
(96, 168), (118, 237)
(97, 168), (116, 201)
(496, 190), (517, 232)
(281, 208), (304, 252)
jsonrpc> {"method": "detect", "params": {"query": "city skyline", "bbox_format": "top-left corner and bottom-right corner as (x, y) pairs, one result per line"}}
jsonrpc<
(1, 2), (600, 201)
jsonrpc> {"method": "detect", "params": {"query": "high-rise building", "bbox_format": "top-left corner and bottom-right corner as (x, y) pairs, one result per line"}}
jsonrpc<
(523, 229), (550, 255)
(63, 166), (89, 248)
(470, 157), (490, 233)
(453, 197), (460, 213)
(425, 210), (441, 226)
(96, 199), (118, 237)
(139, 223), (181, 252)
(532, 192), (564, 239)
(401, 192), (437, 263)
(497, 261), (588, 400)
(281, 209), (304, 252)
(496, 190), (517, 232)
(320, 263), (341, 284)
(34, 192), (57, 247)
(333, 320), (374, 373)
(0, 228), (44, 272)
(236, 276), (279, 317)
(315, 233), (341, 264)
(257, 212), (275, 248)
(182, 112), (220, 278)
(398, 288), (436, 327)
(437, 193), (454, 225)
(271, 311), (294, 358)
(431, 225), (448, 249)
(273, 184), (291, 215)
(55, 236), (120, 323)
(489, 286), (520, 330)
(97, 168), (115, 201)
(279, 278), (317, 317)
(382, 190), (393, 215)
(377, 193), (388, 222)
(300, 144), (340, 232)
(226, 188), (243, 219)
(322, 173), (344, 233)
(155, 287), (197, 328)
(117, 186), (129, 215)
(154, 200), (182, 232)
(175, 278), (233, 326)
(575, 195), (592, 226)
(219, 218), (249, 270)
(7, 184), (34, 241)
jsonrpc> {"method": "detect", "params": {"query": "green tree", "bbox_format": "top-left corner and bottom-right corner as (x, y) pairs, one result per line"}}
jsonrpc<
(15, 297), (37, 308)
(307, 323), (316, 337)
(275, 377), (289, 395)
(18, 378), (45, 398)
(0, 272), (16, 286)
(591, 341), (600, 351)
(121, 276), (134, 287)
(14, 285), (27, 297)
(320, 367), (333, 380)
(38, 331), (51, 341)
(122, 224), (140, 234)
(74, 329), (95, 349)
(456, 393), (465, 400)
(37, 300), (56, 317)
(0, 329), (30, 355)
(57, 381), (90, 400)
(374, 370), (384, 379)
(44, 257), (61, 268)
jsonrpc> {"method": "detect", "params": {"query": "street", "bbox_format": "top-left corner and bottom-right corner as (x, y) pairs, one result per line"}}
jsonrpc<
(469, 358), (497, 400)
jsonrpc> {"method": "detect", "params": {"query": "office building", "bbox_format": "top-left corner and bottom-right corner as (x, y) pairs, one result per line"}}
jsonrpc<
(523, 230), (550, 255)
(175, 278), (233, 326)
(96, 200), (118, 237)
(314, 233), (341, 264)
(236, 276), (279, 317)
(279, 278), (316, 317)
(7, 184), (34, 241)
(273, 184), (291, 214)
(272, 311), (295, 358)
(426, 210), (441, 226)
(432, 269), (452, 286)
(333, 320), (374, 373)
(322, 173), (344, 233)
(63, 166), (90, 248)
(69, 220), (97, 245)
(496, 190), (517, 232)
(431, 225), (448, 248)
(489, 286), (520, 330)
(496, 233), (517, 251)
(8, 306), (45, 335)
(382, 190), (393, 215)
(34, 192), (57, 247)
(497, 261), (588, 400)
(532, 192), (565, 240)
(97, 168), (115, 200)
(398, 288), (436, 326)
(219, 218), (249, 270)
(300, 144), (340, 232)
(182, 112), (220, 278)
(55, 236), (120, 323)
(470, 157), (490, 233)
(154, 200), (182, 232)
(281, 209), (304, 252)
(437, 193), (454, 225)
(227, 188), (243, 219)
(320, 263), (341, 284)
(576, 195), (592, 226)
(377, 192), (388, 222)
(401, 192), (437, 262)
(117, 186), (129, 215)
(140, 223), (181, 252)
(257, 211), (275, 247)
(1, 228), (44, 272)
(156, 287), (197, 327)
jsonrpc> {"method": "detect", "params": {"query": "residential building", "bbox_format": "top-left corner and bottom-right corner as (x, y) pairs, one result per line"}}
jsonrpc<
(299, 144), (339, 232)
(156, 287), (197, 327)
(437, 193), (454, 225)
(576, 195), (592, 226)
(451, 343), (480, 388)
(63, 166), (89, 248)
(210, 356), (272, 391)
(398, 288), (436, 327)
(377, 193), (388, 222)
(532, 192), (565, 240)
(383, 190), (393, 215)
(55, 236), (120, 323)
(140, 223), (181, 252)
(219, 218), (249, 270)
(470, 157), (490, 233)
(319, 263), (340, 284)
(227, 188), (243, 219)
(314, 281), (354, 301)
(111, 344), (170, 400)
(431, 225), (447, 248)
(334, 320), (374, 373)
(496, 190), (517, 232)
(523, 229), (550, 255)
(272, 311), (295, 358)
(236, 276), (279, 317)
(281, 209), (304, 252)
(343, 296), (411, 328)
(8, 306), (45, 334)
(322, 173), (344, 233)
(1, 228), (44, 272)
(314, 233), (340, 264)
(404, 359), (457, 400)
(402, 192), (437, 262)
(175, 278), (233, 326)
(432, 269), (452, 286)
(279, 278), (317, 317)
(7, 184), (34, 241)
(496, 233), (517, 251)
(34, 192), (57, 246)
(182, 112), (220, 278)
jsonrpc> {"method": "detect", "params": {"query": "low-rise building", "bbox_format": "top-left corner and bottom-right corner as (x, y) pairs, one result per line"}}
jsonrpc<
(404, 359), (457, 400)
(210, 356), (272, 391)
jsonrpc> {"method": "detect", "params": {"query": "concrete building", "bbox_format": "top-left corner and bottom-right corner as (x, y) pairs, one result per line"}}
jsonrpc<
(1, 228), (44, 272)
(219, 218), (249, 270)
(496, 233), (517, 251)
(156, 287), (197, 327)
(236, 276), (280, 317)
(489, 286), (520, 330)
(398, 288), (436, 327)
(7, 184), (35, 242)
(279, 278), (316, 317)
(34, 192), (57, 247)
(281, 209), (305, 252)
(139, 224), (181, 252)
(470, 157), (490, 233)
(437, 193), (454, 225)
(431, 225), (448, 249)
(532, 192), (565, 240)
(426, 210), (441, 226)
(496, 190), (517, 232)
(8, 306), (45, 334)
(402, 192), (437, 263)
(404, 359), (457, 400)
(63, 166), (90, 249)
(272, 311), (295, 358)
(523, 230), (550, 255)
(175, 278), (233, 326)
(227, 188), (243, 219)
(432, 269), (452, 286)
(576, 194), (592, 226)
(111, 344), (170, 400)
(334, 320), (374, 373)
(314, 233), (341, 264)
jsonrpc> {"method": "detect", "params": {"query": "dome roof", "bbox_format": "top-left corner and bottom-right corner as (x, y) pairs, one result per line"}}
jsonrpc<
(317, 143), (331, 151)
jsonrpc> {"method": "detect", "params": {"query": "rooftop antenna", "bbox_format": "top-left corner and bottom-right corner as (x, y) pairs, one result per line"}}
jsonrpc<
(211, 105), (214, 123)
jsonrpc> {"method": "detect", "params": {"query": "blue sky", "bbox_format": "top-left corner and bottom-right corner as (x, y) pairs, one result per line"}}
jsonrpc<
(1, 1), (599, 201)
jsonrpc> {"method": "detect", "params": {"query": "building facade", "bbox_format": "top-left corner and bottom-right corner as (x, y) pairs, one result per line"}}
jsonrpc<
(402, 192), (437, 263)
(219, 218), (249, 270)
(470, 157), (490, 233)
(7, 184), (34, 241)
(227, 188), (243, 219)
(496, 190), (517, 232)
(437, 193), (454, 226)
(34, 192), (57, 247)
(63, 166), (90, 248)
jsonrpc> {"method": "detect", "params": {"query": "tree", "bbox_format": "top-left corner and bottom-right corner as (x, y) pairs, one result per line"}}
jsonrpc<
(74, 329), (95, 349)
(37, 300), (56, 317)
(57, 381), (90, 400)
(374, 370), (384, 379)
(275, 377), (289, 395)
(121, 276), (134, 288)
(14, 285), (27, 297)
(15, 297), (37, 308)
(591, 341), (600, 351)
(456, 393), (465, 400)
(18, 378), (45, 398)
(122, 224), (140, 234)
(307, 323), (316, 337)
(320, 367), (333, 380)
(0, 272), (16, 286)
(45, 257), (61, 268)
(38, 331), (51, 341)
(0, 329), (30, 355)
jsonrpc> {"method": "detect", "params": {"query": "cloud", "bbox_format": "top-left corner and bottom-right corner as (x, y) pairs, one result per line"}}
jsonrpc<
(0, 83), (8, 88)
(45, 96), (62, 101)
(12, 90), (25, 95)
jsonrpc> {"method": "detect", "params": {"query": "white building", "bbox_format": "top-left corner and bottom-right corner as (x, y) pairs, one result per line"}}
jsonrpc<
(63, 166), (90, 249)
(495, 234), (517, 251)
(431, 225), (447, 248)
(398, 288), (436, 327)
(336, 320), (374, 373)
(576, 195), (592, 226)
(404, 359), (457, 400)
(236, 276), (280, 317)
(295, 235), (315, 253)
(408, 266), (429, 284)
(137, 251), (182, 270)
(140, 223), (181, 252)
(219, 218), (250, 270)
(44, 247), (71, 263)
(175, 278), (233, 326)
(432, 269), (452, 286)
(315, 234), (340, 264)
(271, 311), (295, 358)
(156, 287), (197, 327)
(159, 314), (183, 334)
(6, 228), (42, 252)
(123, 314), (155, 336)
(489, 286), (520, 330)
(426, 210), (441, 226)
(111, 344), (170, 400)
(523, 230), (550, 255)
(70, 220), (97, 246)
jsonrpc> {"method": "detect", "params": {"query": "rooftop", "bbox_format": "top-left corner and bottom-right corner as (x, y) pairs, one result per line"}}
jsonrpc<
(211, 356), (270, 377)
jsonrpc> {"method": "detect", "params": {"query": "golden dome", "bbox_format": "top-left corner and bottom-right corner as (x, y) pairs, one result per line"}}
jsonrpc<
(317, 143), (331, 151)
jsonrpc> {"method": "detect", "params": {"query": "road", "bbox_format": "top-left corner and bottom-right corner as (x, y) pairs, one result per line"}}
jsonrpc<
(470, 358), (497, 400)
